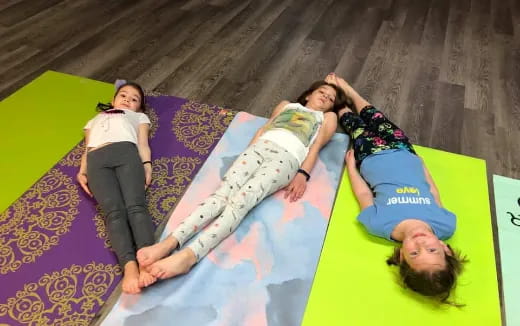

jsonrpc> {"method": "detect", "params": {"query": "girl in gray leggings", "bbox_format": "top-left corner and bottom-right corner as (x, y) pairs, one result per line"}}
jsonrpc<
(137, 79), (349, 285)
(77, 81), (156, 294)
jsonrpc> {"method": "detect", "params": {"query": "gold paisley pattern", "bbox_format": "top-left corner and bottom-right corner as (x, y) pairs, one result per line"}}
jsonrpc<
(58, 142), (84, 167)
(0, 169), (80, 275)
(172, 101), (235, 155)
(147, 156), (201, 225)
(0, 263), (121, 326)
(92, 205), (111, 249)
(146, 106), (158, 139)
(92, 156), (201, 244)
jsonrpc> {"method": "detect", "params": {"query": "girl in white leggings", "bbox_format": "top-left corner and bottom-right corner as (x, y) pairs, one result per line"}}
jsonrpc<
(137, 79), (348, 284)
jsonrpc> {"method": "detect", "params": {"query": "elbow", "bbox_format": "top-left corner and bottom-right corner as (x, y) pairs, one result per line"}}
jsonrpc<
(355, 191), (374, 207)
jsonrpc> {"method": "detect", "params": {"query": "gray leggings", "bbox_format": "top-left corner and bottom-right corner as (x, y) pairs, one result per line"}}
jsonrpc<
(172, 140), (299, 261)
(87, 142), (155, 268)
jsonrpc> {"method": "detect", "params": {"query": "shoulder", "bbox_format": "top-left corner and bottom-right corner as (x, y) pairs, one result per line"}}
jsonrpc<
(134, 111), (150, 123)
(278, 100), (292, 110)
(323, 111), (337, 121)
(357, 205), (377, 225)
(322, 111), (338, 128)
(84, 115), (99, 129)
(271, 100), (291, 117)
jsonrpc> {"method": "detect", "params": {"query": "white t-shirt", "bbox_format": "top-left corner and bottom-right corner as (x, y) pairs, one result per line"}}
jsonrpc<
(84, 108), (150, 148)
(259, 103), (323, 164)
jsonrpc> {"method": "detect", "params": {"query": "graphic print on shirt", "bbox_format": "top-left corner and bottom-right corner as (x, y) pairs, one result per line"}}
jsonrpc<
(386, 186), (431, 206)
(265, 108), (319, 146)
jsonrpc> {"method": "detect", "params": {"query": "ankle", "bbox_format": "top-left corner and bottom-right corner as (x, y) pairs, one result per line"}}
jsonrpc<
(124, 260), (138, 273)
(165, 235), (179, 250)
(181, 248), (197, 265)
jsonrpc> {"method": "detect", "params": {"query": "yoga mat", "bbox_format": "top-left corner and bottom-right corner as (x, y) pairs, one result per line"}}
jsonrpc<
(303, 147), (501, 325)
(0, 71), (113, 212)
(493, 174), (520, 326)
(101, 112), (349, 326)
(0, 71), (235, 326)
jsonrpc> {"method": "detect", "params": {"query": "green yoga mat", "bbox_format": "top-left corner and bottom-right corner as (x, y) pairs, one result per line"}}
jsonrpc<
(303, 146), (501, 325)
(0, 71), (113, 212)
(493, 174), (520, 326)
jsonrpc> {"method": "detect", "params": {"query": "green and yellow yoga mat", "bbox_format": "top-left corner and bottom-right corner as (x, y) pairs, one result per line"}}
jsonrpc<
(494, 174), (520, 326)
(303, 146), (501, 325)
(0, 71), (113, 212)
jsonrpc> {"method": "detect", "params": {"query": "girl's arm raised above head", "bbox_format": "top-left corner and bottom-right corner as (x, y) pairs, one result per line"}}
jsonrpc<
(137, 123), (152, 188)
(325, 73), (371, 115)
(247, 100), (289, 146)
(345, 149), (374, 209)
(284, 111), (337, 202)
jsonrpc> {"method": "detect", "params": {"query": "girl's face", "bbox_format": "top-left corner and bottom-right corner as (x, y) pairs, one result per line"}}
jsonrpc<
(400, 233), (451, 271)
(111, 85), (142, 112)
(305, 85), (337, 112)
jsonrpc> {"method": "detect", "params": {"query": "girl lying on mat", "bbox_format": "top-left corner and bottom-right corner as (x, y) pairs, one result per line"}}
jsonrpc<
(325, 73), (467, 304)
(77, 81), (157, 294)
(136, 79), (348, 283)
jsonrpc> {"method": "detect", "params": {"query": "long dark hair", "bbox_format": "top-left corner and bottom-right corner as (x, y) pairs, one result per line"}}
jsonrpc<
(386, 244), (468, 306)
(96, 81), (146, 112)
(295, 81), (353, 113)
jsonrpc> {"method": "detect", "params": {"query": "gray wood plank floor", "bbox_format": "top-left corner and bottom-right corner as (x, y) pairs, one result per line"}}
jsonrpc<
(0, 0), (516, 323)
(0, 0), (517, 179)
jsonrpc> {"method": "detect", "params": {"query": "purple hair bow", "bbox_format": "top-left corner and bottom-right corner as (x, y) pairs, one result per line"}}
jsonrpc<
(115, 79), (127, 90)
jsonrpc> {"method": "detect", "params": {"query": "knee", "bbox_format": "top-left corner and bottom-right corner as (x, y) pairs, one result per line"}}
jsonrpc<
(126, 204), (148, 218)
(105, 207), (127, 225)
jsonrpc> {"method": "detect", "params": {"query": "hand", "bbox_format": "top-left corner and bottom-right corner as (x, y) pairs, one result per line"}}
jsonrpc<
(345, 149), (356, 170)
(284, 173), (307, 202)
(76, 172), (93, 197)
(144, 164), (152, 189)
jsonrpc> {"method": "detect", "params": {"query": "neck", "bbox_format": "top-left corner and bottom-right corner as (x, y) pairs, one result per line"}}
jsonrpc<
(305, 103), (318, 110)
(391, 219), (433, 242)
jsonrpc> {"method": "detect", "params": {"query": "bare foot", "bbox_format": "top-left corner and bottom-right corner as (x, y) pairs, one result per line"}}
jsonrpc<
(148, 248), (197, 280)
(326, 72), (354, 95)
(138, 265), (158, 288)
(325, 72), (338, 85)
(122, 261), (141, 294)
(137, 236), (179, 267)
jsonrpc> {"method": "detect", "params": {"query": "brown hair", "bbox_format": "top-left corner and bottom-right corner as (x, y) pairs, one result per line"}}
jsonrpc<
(97, 81), (147, 112)
(386, 244), (468, 306)
(295, 80), (353, 113)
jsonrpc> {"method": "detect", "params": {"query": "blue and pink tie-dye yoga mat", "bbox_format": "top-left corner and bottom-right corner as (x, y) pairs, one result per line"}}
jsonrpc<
(0, 72), (234, 326)
(101, 112), (349, 326)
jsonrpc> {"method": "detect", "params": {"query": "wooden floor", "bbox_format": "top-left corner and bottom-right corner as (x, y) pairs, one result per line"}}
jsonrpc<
(0, 0), (518, 179)
(0, 0), (517, 323)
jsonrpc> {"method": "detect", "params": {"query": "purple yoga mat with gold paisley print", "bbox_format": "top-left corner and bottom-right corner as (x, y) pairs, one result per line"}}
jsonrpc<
(0, 96), (235, 326)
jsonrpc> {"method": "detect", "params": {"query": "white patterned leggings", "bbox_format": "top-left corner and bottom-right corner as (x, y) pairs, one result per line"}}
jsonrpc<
(171, 140), (299, 261)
